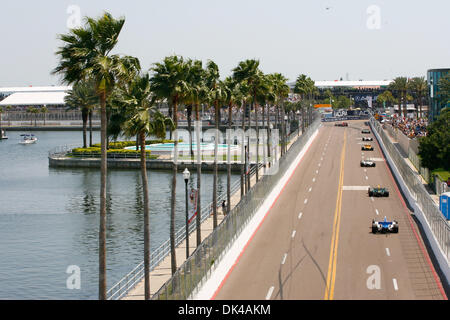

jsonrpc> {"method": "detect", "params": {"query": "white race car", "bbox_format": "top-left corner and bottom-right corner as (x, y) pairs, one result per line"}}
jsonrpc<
(361, 160), (376, 167)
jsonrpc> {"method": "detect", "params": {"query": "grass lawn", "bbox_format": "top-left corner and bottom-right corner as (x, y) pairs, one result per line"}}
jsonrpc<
(432, 169), (450, 182)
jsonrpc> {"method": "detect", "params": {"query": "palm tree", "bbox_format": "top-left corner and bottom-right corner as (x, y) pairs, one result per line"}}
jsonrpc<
(119, 72), (174, 300)
(65, 80), (98, 148)
(232, 59), (263, 182)
(270, 73), (290, 157)
(53, 12), (140, 299)
(205, 60), (224, 230)
(389, 77), (409, 118)
(408, 77), (427, 119)
(150, 55), (190, 275)
(185, 59), (205, 246)
(41, 106), (48, 126)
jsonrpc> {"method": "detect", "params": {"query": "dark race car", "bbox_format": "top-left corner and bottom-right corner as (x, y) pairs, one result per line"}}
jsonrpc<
(335, 122), (348, 127)
(372, 217), (399, 234)
(361, 144), (374, 151)
(361, 160), (376, 167)
(362, 137), (373, 141)
(362, 129), (371, 134)
(368, 186), (389, 197)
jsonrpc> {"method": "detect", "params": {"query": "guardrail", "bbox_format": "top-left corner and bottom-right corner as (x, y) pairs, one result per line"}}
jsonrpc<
(371, 118), (450, 264)
(150, 114), (321, 300)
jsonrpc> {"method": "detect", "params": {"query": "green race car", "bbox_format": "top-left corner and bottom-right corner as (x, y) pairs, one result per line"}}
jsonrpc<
(368, 186), (389, 197)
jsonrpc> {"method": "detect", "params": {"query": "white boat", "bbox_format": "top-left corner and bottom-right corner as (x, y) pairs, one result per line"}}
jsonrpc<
(19, 134), (37, 144)
(1, 130), (7, 140)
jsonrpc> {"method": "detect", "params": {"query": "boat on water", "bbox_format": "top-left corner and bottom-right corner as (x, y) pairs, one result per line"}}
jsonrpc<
(1, 130), (7, 140)
(19, 134), (38, 144)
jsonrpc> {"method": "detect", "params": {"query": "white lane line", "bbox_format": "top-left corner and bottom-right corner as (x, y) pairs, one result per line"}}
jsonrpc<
(364, 169), (367, 173)
(308, 187), (312, 192)
(321, 157), (323, 161)
(291, 230), (296, 238)
(365, 176), (368, 180)
(392, 278), (398, 291)
(316, 170), (319, 174)
(298, 212), (303, 219)
(281, 253), (288, 265)
(375, 209), (379, 215)
(386, 248), (391, 256)
(266, 286), (275, 300)
(312, 177), (316, 183)
(304, 199), (308, 204)
(318, 163), (321, 167)
(371, 197), (374, 202)
(342, 186), (370, 191)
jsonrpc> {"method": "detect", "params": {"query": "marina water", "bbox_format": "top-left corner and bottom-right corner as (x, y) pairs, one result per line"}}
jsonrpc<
(0, 130), (238, 299)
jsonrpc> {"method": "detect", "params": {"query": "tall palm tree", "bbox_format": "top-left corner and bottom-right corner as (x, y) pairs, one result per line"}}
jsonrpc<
(270, 73), (290, 157)
(64, 79), (98, 148)
(150, 55), (190, 275)
(53, 12), (140, 299)
(185, 59), (205, 246)
(408, 77), (427, 119)
(120, 72), (174, 300)
(205, 60), (223, 230)
(389, 77), (409, 118)
(232, 59), (263, 182)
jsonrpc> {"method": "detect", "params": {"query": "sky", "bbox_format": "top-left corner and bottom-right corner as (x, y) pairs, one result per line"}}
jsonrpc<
(0, 0), (449, 87)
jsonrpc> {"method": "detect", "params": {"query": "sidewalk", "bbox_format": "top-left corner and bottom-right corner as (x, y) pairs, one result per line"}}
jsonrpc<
(122, 129), (303, 300)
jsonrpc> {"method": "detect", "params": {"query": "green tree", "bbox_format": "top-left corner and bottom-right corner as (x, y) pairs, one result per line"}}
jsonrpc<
(119, 72), (174, 300)
(418, 107), (450, 170)
(150, 55), (190, 275)
(408, 77), (427, 118)
(437, 73), (450, 105)
(53, 12), (140, 299)
(389, 77), (409, 117)
(65, 80), (98, 148)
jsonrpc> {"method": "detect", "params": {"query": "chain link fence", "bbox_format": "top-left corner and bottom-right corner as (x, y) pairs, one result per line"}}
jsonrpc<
(151, 114), (321, 300)
(371, 119), (449, 262)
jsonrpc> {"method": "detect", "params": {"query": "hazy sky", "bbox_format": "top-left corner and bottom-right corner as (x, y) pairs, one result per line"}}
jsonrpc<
(0, 0), (449, 87)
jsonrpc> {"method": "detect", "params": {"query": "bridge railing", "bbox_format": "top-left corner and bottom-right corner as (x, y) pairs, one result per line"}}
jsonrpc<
(151, 114), (321, 300)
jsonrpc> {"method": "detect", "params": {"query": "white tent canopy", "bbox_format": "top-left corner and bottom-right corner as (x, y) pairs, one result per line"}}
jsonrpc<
(0, 91), (68, 106)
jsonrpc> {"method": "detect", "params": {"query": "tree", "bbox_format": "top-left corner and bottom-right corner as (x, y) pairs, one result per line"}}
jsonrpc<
(119, 72), (174, 300)
(437, 73), (450, 106)
(53, 12), (140, 300)
(232, 59), (264, 182)
(150, 55), (190, 275)
(408, 77), (427, 119)
(205, 60), (224, 230)
(389, 77), (409, 117)
(377, 90), (396, 109)
(65, 80), (98, 148)
(418, 107), (450, 170)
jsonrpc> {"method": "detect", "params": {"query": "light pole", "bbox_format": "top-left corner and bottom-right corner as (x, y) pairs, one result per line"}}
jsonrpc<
(183, 168), (191, 259)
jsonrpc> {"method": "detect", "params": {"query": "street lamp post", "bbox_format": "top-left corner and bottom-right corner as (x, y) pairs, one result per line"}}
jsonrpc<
(183, 168), (191, 259)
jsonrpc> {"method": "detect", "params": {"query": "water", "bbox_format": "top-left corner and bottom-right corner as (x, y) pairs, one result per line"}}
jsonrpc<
(0, 130), (239, 300)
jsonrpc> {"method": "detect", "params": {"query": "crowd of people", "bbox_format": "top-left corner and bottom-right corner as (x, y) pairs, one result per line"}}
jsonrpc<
(387, 115), (428, 139)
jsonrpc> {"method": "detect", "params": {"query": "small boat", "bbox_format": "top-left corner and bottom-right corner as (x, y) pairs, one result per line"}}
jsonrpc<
(19, 134), (37, 144)
(1, 130), (7, 140)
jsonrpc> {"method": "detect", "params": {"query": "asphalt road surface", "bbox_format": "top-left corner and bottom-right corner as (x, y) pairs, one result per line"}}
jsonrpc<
(213, 120), (447, 300)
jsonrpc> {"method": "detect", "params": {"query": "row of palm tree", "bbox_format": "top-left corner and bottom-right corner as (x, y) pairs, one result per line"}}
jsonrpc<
(53, 12), (317, 300)
(385, 76), (428, 118)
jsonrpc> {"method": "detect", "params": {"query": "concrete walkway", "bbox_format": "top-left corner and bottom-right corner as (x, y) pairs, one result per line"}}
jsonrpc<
(122, 130), (304, 300)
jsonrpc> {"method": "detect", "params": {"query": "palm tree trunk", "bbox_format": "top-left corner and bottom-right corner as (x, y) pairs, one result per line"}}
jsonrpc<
(170, 100), (178, 275)
(247, 103), (251, 191)
(227, 102), (232, 214)
(139, 131), (151, 300)
(187, 105), (193, 160)
(213, 101), (219, 229)
(82, 108), (88, 149)
(255, 100), (259, 182)
(99, 91), (107, 300)
(241, 103), (245, 197)
(89, 109), (93, 147)
(195, 103), (202, 246)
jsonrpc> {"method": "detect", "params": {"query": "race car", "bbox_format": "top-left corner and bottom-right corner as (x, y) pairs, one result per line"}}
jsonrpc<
(362, 129), (371, 134)
(372, 217), (399, 234)
(335, 122), (348, 127)
(362, 137), (373, 141)
(361, 144), (374, 151)
(368, 186), (389, 197)
(361, 160), (376, 167)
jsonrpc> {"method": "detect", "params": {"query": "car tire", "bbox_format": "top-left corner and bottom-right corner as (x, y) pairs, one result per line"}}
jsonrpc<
(385, 191), (389, 197)
(369, 191), (373, 197)
(393, 226), (398, 233)
(372, 226), (378, 234)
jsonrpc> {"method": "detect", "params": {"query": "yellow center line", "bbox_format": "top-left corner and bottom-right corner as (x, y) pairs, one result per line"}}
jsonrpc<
(324, 129), (347, 300)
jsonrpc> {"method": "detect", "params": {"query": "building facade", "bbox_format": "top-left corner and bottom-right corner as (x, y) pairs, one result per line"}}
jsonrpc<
(427, 68), (450, 122)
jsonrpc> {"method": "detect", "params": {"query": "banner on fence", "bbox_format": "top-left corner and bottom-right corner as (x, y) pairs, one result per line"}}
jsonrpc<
(188, 188), (198, 224)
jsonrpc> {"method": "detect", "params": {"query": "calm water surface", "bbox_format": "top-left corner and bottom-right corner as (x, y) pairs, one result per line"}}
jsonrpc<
(0, 130), (238, 299)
